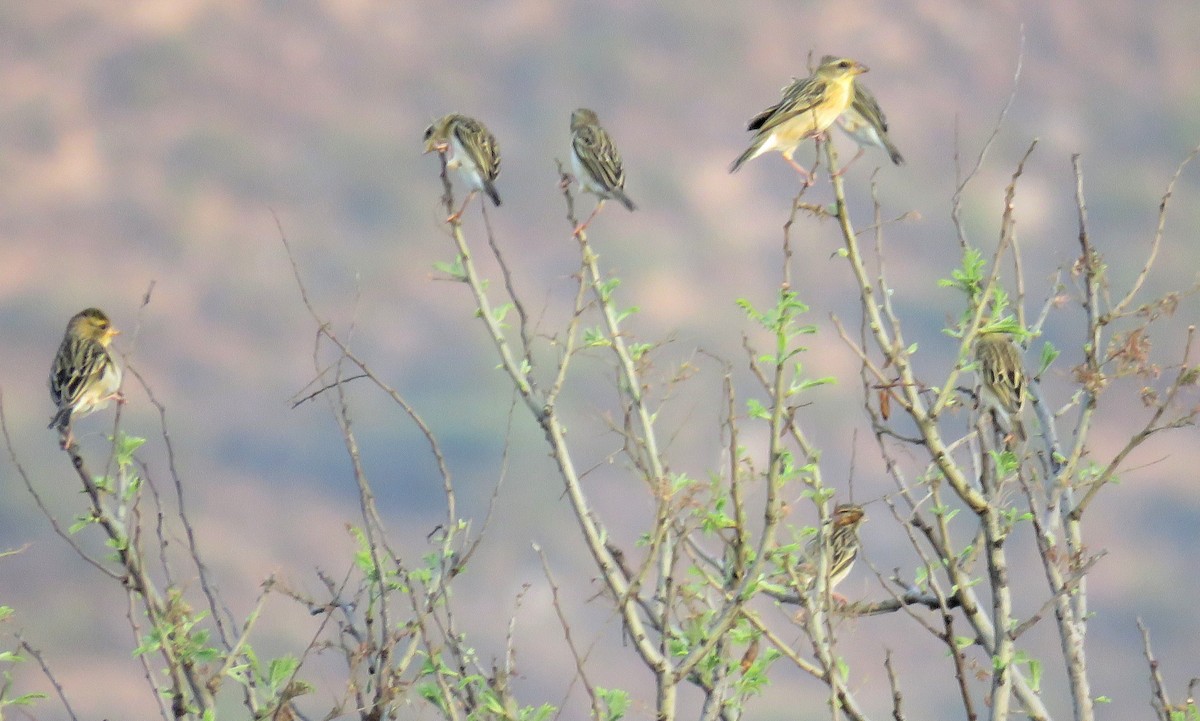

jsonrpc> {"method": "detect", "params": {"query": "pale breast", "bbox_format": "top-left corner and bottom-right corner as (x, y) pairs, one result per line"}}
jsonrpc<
(811, 80), (855, 133)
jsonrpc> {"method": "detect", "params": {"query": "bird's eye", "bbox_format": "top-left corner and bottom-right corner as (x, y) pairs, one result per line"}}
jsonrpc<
(838, 60), (851, 69)
(423, 126), (434, 140)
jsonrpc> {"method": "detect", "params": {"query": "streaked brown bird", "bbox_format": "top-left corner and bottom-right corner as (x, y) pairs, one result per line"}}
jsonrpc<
(798, 503), (866, 600)
(423, 113), (501, 221)
(570, 107), (635, 235)
(730, 56), (869, 185)
(48, 308), (123, 448)
(974, 332), (1028, 442)
(819, 54), (902, 172)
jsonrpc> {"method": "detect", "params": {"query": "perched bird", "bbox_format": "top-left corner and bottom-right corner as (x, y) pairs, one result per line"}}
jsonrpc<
(570, 108), (636, 235)
(820, 54), (903, 171)
(48, 308), (123, 448)
(798, 503), (866, 600)
(729, 56), (869, 185)
(423, 113), (501, 221)
(973, 333), (1028, 442)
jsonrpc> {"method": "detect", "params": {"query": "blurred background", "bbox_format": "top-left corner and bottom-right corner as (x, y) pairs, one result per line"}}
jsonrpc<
(1, 0), (1198, 718)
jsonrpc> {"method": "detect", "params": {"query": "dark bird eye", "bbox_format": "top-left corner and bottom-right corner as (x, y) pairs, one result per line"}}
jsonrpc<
(423, 126), (434, 140)
(838, 60), (850, 69)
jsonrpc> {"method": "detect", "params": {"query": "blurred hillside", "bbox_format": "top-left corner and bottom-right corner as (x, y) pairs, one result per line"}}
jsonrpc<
(1, 0), (1198, 719)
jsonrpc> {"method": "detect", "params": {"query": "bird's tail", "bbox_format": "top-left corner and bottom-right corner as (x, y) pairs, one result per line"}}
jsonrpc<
(884, 138), (904, 166)
(48, 407), (70, 431)
(728, 140), (764, 173)
(613, 189), (636, 212)
(1010, 417), (1027, 443)
(483, 181), (502, 207)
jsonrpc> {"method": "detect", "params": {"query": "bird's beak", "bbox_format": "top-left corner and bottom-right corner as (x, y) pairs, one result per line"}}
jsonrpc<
(856, 63), (870, 74)
(107, 328), (121, 340)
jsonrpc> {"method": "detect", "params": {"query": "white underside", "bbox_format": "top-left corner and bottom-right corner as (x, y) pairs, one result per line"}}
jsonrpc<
(448, 135), (486, 191)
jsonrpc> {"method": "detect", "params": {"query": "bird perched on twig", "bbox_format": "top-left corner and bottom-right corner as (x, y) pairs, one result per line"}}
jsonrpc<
(798, 503), (867, 601)
(818, 54), (903, 171)
(48, 308), (123, 448)
(423, 113), (501, 221)
(570, 107), (636, 235)
(729, 56), (869, 185)
(974, 332), (1028, 442)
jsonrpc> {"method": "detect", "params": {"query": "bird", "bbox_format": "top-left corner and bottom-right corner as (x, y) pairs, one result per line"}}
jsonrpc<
(570, 108), (636, 235)
(820, 54), (903, 172)
(729, 56), (869, 185)
(423, 113), (501, 221)
(48, 307), (123, 448)
(798, 503), (866, 600)
(973, 332), (1028, 442)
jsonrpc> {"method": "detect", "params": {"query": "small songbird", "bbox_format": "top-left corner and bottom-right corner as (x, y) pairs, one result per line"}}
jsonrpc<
(48, 308), (123, 448)
(423, 113), (502, 221)
(973, 333), (1028, 442)
(730, 56), (869, 185)
(819, 55), (902, 171)
(570, 107), (635, 235)
(798, 503), (866, 600)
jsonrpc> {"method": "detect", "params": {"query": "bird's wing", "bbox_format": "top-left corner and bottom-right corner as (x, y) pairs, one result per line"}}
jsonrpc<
(851, 83), (889, 133)
(452, 117), (501, 181)
(746, 75), (829, 135)
(978, 339), (1027, 412)
(573, 125), (626, 191)
(51, 338), (111, 408)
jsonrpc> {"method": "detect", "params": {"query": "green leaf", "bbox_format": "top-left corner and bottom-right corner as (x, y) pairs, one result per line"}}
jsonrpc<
(482, 691), (506, 715)
(433, 256), (466, 279)
(268, 655), (300, 690)
(1027, 656), (1042, 691)
(597, 687), (629, 721)
(7, 692), (47, 707)
(1038, 341), (1060, 375)
(939, 247), (985, 299)
(629, 343), (652, 361)
(526, 703), (557, 721)
(490, 303), (514, 326)
(745, 398), (770, 420)
(791, 376), (836, 393)
(598, 277), (621, 302)
(670, 473), (694, 493)
(614, 305), (639, 324)
(583, 327), (609, 347)
(114, 433), (146, 467)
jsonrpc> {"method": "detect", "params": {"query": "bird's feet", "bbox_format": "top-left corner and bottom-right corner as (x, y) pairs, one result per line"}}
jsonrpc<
(831, 149), (866, 178)
(784, 157), (816, 186)
(446, 192), (477, 224)
(573, 205), (603, 237)
(559, 173), (576, 191)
